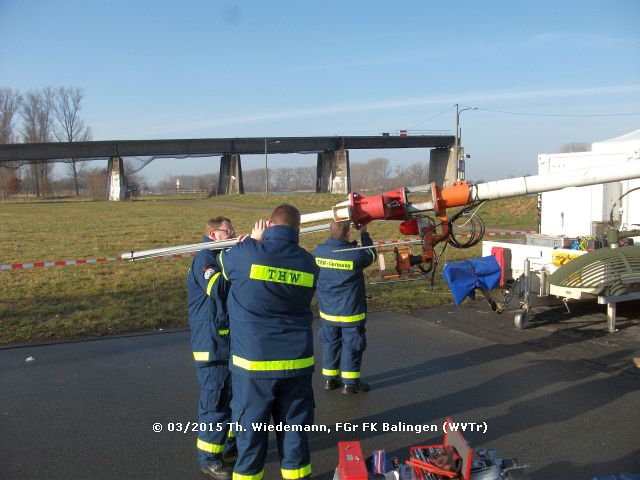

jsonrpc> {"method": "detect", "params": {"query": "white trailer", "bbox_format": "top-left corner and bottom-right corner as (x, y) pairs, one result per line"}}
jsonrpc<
(482, 129), (640, 330)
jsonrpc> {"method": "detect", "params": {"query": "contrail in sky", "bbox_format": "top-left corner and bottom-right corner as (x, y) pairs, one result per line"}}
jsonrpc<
(99, 84), (640, 138)
(181, 84), (640, 128)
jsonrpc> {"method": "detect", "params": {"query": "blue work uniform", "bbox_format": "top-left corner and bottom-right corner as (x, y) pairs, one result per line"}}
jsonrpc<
(187, 238), (236, 468)
(219, 225), (318, 480)
(314, 231), (375, 384)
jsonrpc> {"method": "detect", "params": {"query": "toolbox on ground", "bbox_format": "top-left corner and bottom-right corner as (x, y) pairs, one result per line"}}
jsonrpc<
(407, 417), (472, 480)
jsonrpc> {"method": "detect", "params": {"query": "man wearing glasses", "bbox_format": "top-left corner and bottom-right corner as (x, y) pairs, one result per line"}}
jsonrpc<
(187, 216), (238, 479)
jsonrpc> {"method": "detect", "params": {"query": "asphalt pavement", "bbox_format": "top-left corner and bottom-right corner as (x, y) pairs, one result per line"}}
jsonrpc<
(1, 299), (639, 480)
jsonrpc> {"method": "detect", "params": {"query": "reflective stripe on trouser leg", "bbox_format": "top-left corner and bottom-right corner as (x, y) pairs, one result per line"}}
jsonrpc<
(281, 464), (312, 479)
(273, 376), (314, 479)
(196, 364), (233, 465)
(198, 438), (224, 454)
(319, 324), (342, 379)
(341, 371), (360, 380)
(340, 326), (366, 385)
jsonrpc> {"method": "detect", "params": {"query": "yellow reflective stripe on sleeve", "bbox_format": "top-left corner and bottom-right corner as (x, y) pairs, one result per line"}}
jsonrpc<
(233, 471), (264, 480)
(249, 264), (314, 288)
(281, 464), (312, 479)
(218, 329), (229, 336)
(315, 257), (354, 270)
(341, 371), (360, 379)
(227, 428), (235, 438)
(197, 438), (224, 453)
(319, 311), (366, 323)
(206, 272), (221, 296)
(193, 352), (210, 362)
(322, 368), (340, 377)
(219, 253), (228, 280)
(232, 355), (314, 372)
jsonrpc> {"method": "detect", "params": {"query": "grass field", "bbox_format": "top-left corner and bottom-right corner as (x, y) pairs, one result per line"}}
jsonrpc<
(0, 193), (537, 344)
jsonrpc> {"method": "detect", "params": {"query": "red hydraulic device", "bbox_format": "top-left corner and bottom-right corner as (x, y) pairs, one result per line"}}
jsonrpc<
(325, 181), (481, 284)
(299, 162), (640, 285)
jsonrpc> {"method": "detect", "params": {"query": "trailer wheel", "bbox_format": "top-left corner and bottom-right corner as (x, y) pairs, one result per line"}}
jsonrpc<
(514, 310), (528, 330)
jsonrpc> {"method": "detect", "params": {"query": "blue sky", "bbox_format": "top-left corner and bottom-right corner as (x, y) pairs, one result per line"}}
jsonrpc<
(1, 0), (639, 184)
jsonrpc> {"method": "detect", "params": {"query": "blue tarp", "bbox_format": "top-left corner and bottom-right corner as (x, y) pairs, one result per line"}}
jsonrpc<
(442, 256), (502, 305)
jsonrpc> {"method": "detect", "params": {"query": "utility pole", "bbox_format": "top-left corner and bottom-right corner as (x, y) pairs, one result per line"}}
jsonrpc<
(264, 139), (280, 194)
(264, 138), (269, 194)
(455, 104), (477, 180)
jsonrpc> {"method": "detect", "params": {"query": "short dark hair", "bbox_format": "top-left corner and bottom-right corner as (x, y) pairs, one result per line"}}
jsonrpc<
(330, 220), (350, 240)
(204, 216), (231, 234)
(270, 204), (300, 229)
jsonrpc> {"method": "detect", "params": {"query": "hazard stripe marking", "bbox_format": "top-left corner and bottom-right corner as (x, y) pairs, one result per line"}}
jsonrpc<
(1, 252), (198, 270)
(2, 231), (535, 270)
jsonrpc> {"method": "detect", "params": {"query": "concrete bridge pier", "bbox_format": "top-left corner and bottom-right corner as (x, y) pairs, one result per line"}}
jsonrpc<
(316, 149), (351, 194)
(218, 154), (244, 195)
(428, 147), (458, 188)
(428, 145), (467, 187)
(106, 156), (126, 201)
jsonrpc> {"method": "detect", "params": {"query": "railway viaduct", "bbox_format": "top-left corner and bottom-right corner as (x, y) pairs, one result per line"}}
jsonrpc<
(0, 135), (458, 200)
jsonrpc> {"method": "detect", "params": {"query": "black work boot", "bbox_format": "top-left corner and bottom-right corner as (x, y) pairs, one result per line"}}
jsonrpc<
(342, 381), (371, 394)
(324, 378), (342, 390)
(200, 460), (233, 480)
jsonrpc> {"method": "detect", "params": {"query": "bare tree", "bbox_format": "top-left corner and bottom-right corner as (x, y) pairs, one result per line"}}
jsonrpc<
(82, 167), (107, 199)
(0, 87), (22, 143)
(196, 173), (217, 194)
(123, 161), (146, 197)
(291, 166), (315, 191)
(53, 87), (92, 196)
(242, 168), (266, 193)
(404, 161), (429, 186)
(350, 162), (372, 191)
(394, 164), (411, 187)
(4, 173), (21, 195)
(367, 157), (393, 190)
(558, 142), (591, 153)
(272, 167), (294, 192)
(0, 88), (23, 197)
(21, 87), (55, 196)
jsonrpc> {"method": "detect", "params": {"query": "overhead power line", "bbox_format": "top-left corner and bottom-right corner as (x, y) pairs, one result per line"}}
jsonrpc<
(402, 103), (638, 133)
(468, 107), (640, 118)
(407, 105), (456, 129)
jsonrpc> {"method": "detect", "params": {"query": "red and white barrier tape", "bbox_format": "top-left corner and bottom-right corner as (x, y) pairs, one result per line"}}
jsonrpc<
(2, 231), (534, 270)
(1, 257), (119, 270)
(0, 253), (197, 271)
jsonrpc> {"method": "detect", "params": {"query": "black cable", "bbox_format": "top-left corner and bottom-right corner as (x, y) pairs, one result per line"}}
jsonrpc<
(447, 202), (486, 248)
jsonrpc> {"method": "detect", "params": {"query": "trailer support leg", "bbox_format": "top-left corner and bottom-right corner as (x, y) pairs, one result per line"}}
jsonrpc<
(607, 303), (616, 333)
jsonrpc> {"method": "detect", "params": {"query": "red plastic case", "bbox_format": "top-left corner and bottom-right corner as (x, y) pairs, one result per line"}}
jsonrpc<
(337, 441), (369, 480)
